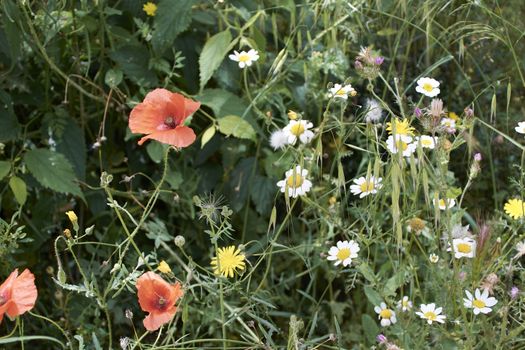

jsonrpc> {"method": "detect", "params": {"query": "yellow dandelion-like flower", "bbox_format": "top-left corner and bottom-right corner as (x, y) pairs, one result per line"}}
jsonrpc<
(448, 112), (459, 121)
(143, 2), (157, 16)
(504, 198), (525, 219)
(211, 246), (246, 278)
(157, 260), (171, 274)
(386, 118), (415, 136)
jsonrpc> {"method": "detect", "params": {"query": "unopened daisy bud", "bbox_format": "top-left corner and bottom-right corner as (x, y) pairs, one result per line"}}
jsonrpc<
(65, 211), (79, 232)
(54, 290), (63, 300)
(46, 266), (54, 275)
(63, 228), (72, 239)
(158, 260), (171, 274)
(125, 309), (134, 320)
(287, 110), (298, 120)
(120, 336), (130, 350)
(328, 333), (336, 342)
(441, 139), (452, 151)
(328, 196), (337, 206)
(174, 235), (186, 247)
(429, 253), (439, 263)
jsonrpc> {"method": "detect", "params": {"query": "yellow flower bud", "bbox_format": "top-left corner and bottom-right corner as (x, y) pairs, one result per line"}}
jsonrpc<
(287, 110), (298, 120)
(158, 260), (172, 274)
(65, 211), (77, 224)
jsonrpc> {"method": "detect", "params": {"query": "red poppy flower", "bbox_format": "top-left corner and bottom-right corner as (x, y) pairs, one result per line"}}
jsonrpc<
(0, 269), (38, 324)
(136, 271), (183, 331)
(129, 89), (201, 147)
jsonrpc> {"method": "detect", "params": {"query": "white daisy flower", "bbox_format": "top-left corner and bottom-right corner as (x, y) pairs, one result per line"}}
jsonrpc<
(415, 77), (440, 97)
(429, 254), (440, 263)
(269, 130), (289, 150)
(447, 237), (477, 259)
(515, 122), (525, 134)
(416, 303), (446, 324)
(441, 118), (456, 133)
(283, 120), (315, 145)
(276, 165), (312, 198)
(416, 135), (437, 149)
(228, 49), (260, 68)
(397, 296), (413, 312)
(350, 176), (382, 198)
(463, 289), (497, 315)
(327, 240), (360, 267)
(433, 197), (456, 210)
(364, 98), (383, 123)
(374, 302), (397, 327)
(329, 83), (356, 100)
(386, 135), (417, 157)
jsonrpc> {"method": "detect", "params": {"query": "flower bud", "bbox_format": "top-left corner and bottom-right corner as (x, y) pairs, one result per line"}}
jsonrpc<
(174, 235), (185, 247)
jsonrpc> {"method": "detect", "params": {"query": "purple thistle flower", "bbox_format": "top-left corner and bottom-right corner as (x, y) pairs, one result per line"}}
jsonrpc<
(474, 153), (482, 162)
(374, 56), (385, 65)
(414, 107), (422, 118)
(510, 286), (520, 300)
(377, 334), (388, 344)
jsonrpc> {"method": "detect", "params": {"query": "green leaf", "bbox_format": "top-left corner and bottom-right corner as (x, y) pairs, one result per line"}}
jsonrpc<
(104, 69), (123, 88)
(363, 286), (382, 306)
(110, 45), (158, 87)
(146, 142), (168, 163)
(361, 314), (380, 344)
(357, 263), (377, 283)
(56, 119), (86, 180)
(201, 126), (216, 148)
(152, 0), (194, 54)
(24, 149), (84, 199)
(226, 157), (256, 212)
(199, 30), (233, 90)
(9, 176), (27, 205)
(198, 89), (250, 118)
(218, 115), (256, 141)
(251, 175), (275, 215)
(0, 90), (20, 142)
(0, 161), (10, 181)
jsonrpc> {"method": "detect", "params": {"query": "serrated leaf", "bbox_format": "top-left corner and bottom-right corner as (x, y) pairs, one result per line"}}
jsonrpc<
(251, 175), (275, 215)
(24, 149), (84, 200)
(9, 176), (26, 205)
(361, 314), (380, 344)
(110, 45), (157, 87)
(218, 115), (256, 141)
(0, 161), (10, 181)
(201, 126), (216, 148)
(363, 286), (382, 306)
(57, 119), (86, 180)
(199, 30), (233, 90)
(152, 0), (194, 53)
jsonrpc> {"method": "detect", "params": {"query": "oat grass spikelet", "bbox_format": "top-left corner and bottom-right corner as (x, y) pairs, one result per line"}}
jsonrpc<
(211, 246), (246, 278)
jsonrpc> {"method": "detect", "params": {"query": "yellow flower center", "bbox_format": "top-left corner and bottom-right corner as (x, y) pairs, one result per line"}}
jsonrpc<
(286, 174), (304, 188)
(336, 89), (346, 96)
(289, 122), (305, 136)
(424, 311), (437, 320)
(380, 309), (393, 318)
(402, 300), (409, 307)
(423, 83), (434, 92)
(421, 139), (433, 147)
(457, 243), (472, 254)
(336, 248), (351, 261)
(238, 53), (250, 62)
(360, 181), (374, 193)
(473, 299), (486, 308)
(396, 140), (408, 151)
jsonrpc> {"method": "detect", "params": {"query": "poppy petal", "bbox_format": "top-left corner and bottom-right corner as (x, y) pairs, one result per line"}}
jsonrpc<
(137, 272), (169, 313)
(6, 269), (37, 317)
(138, 126), (196, 147)
(129, 103), (166, 134)
(0, 269), (18, 299)
(143, 308), (176, 332)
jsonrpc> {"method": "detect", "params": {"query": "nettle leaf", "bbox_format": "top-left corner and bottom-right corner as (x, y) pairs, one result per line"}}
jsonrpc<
(152, 0), (194, 54)
(218, 115), (256, 141)
(251, 175), (275, 215)
(0, 161), (10, 181)
(24, 149), (84, 199)
(199, 30), (233, 90)
(9, 176), (27, 205)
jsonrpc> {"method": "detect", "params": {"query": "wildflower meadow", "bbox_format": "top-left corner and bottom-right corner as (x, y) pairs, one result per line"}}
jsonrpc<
(1, 0), (525, 349)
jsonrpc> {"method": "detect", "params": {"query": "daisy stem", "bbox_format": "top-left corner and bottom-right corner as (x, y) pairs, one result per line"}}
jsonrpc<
(243, 69), (253, 102)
